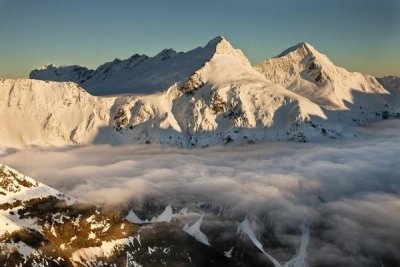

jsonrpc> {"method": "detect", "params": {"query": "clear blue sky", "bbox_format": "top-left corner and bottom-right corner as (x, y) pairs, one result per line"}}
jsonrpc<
(0, 0), (399, 78)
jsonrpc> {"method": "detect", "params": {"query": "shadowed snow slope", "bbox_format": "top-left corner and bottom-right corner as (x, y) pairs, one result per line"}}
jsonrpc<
(29, 64), (93, 85)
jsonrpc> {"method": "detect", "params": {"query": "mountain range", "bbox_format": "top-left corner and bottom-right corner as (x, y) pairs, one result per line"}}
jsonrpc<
(0, 36), (398, 149)
(1, 37), (400, 266)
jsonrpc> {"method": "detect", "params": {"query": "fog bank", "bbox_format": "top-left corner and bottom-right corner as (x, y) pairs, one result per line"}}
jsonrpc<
(1, 120), (399, 266)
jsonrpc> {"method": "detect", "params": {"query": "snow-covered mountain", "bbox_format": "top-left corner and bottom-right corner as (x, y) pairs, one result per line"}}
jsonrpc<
(2, 37), (400, 148)
(1, 38), (337, 148)
(30, 36), (249, 96)
(102, 37), (339, 147)
(30, 64), (93, 85)
(255, 42), (391, 111)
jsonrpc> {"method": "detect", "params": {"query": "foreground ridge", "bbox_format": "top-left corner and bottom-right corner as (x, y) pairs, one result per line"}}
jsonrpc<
(0, 164), (241, 266)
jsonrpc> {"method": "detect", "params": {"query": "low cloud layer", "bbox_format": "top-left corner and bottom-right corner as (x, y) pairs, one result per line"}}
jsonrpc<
(1, 120), (399, 266)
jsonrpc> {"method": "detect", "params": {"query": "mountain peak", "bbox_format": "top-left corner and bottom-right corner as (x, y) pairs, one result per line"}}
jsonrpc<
(38, 63), (56, 70)
(205, 36), (250, 65)
(155, 48), (177, 61)
(206, 35), (226, 46)
(277, 42), (317, 58)
(205, 35), (233, 52)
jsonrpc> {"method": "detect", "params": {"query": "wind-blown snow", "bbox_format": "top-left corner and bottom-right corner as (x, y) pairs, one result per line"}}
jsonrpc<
(224, 247), (233, 258)
(126, 204), (174, 224)
(183, 215), (210, 246)
(126, 210), (149, 224)
(284, 224), (309, 267)
(151, 205), (173, 223)
(238, 217), (281, 267)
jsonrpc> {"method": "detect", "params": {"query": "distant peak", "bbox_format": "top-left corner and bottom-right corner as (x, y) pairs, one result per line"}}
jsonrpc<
(38, 64), (57, 70)
(205, 36), (232, 52)
(157, 48), (177, 54)
(277, 42), (317, 57)
(155, 48), (177, 61)
(129, 53), (146, 59)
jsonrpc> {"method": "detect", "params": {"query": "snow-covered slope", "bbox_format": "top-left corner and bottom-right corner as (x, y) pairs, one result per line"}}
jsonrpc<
(0, 78), (113, 148)
(0, 163), (136, 266)
(255, 43), (391, 112)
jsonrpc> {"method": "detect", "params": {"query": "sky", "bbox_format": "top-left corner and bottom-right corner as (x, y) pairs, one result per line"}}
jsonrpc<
(0, 0), (399, 78)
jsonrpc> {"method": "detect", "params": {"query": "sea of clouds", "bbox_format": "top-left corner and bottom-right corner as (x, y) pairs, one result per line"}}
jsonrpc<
(1, 120), (399, 266)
